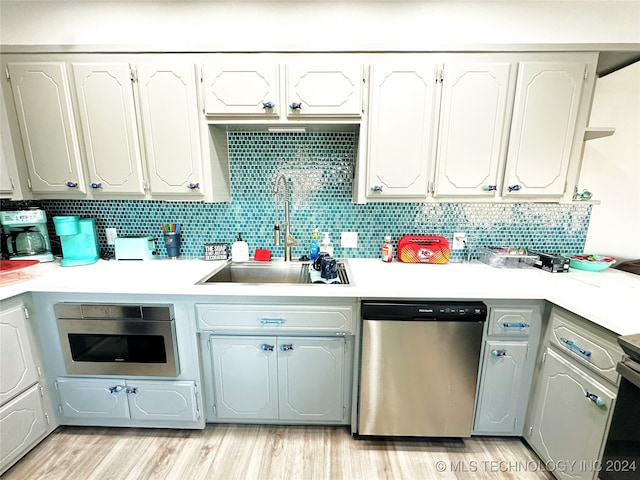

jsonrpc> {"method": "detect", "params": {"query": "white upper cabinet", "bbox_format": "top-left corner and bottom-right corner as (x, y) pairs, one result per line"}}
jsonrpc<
(366, 63), (439, 200)
(7, 63), (86, 195)
(135, 63), (205, 198)
(203, 64), (280, 117)
(285, 65), (363, 117)
(72, 63), (146, 196)
(503, 62), (586, 198)
(202, 59), (363, 120)
(433, 63), (513, 198)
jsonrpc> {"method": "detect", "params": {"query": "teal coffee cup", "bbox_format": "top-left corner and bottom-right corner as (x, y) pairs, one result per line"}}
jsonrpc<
(163, 233), (181, 258)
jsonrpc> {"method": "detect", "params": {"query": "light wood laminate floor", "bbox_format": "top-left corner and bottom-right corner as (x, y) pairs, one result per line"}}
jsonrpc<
(4, 424), (554, 480)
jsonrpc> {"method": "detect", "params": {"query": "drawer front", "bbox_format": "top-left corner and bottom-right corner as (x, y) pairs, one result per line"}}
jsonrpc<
(196, 304), (354, 334)
(488, 307), (534, 337)
(548, 307), (623, 384)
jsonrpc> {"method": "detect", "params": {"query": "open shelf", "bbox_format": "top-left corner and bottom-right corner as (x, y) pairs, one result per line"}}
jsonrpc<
(584, 127), (616, 141)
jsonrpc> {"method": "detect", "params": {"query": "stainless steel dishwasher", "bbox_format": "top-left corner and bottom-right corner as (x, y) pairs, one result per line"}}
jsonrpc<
(358, 301), (487, 437)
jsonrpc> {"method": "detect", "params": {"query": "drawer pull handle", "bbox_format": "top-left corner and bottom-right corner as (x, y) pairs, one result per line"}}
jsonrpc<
(560, 337), (592, 359)
(370, 185), (383, 193)
(482, 185), (497, 192)
(90, 182), (102, 189)
(109, 385), (124, 394)
(508, 184), (522, 192)
(585, 390), (605, 407)
(187, 182), (200, 190)
(262, 101), (275, 109)
(503, 322), (530, 329)
(280, 344), (294, 352)
(65, 180), (78, 188)
(259, 318), (286, 325)
(289, 102), (302, 110)
(491, 349), (507, 357)
(126, 387), (138, 395)
(260, 344), (274, 352)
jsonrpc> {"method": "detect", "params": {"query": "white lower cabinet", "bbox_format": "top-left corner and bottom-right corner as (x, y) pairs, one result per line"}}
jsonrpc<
(56, 377), (200, 424)
(526, 348), (615, 480)
(473, 303), (542, 436)
(474, 341), (529, 434)
(0, 384), (48, 473)
(524, 306), (623, 480)
(209, 335), (346, 423)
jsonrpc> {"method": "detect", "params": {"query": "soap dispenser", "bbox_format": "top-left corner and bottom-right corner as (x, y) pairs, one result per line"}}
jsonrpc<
(231, 232), (249, 262)
(320, 232), (334, 256)
(310, 229), (320, 261)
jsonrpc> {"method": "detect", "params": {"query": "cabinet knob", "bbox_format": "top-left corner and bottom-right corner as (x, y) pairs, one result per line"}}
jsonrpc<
(482, 185), (497, 192)
(370, 185), (384, 193)
(90, 182), (102, 189)
(491, 349), (507, 357)
(289, 102), (303, 110)
(585, 390), (605, 407)
(508, 184), (522, 192)
(126, 386), (138, 395)
(262, 101), (275, 109)
(187, 183), (200, 190)
(65, 181), (78, 188)
(280, 344), (294, 352)
(260, 344), (274, 352)
(109, 385), (124, 394)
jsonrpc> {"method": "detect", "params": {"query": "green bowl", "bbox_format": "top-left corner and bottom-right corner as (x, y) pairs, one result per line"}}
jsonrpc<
(569, 255), (616, 272)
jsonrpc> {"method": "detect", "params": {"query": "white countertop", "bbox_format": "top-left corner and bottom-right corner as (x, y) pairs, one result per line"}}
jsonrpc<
(2, 258), (639, 335)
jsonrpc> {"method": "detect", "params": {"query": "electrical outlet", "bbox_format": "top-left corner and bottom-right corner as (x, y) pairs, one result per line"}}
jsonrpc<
(452, 232), (466, 250)
(341, 232), (358, 248)
(105, 228), (118, 245)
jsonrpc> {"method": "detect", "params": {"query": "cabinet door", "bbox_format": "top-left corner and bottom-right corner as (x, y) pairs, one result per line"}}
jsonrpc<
(285, 65), (362, 117)
(127, 380), (199, 423)
(474, 341), (528, 434)
(434, 63), (512, 197)
(72, 63), (145, 196)
(57, 377), (129, 419)
(277, 337), (344, 422)
(526, 348), (615, 480)
(0, 303), (39, 405)
(7, 63), (86, 194)
(0, 384), (48, 473)
(210, 336), (278, 421)
(367, 64), (438, 199)
(136, 64), (204, 197)
(203, 64), (279, 116)
(503, 62), (585, 197)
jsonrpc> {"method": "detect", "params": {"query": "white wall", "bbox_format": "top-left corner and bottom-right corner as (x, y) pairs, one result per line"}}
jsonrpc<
(582, 62), (640, 261)
(1, 1), (639, 51)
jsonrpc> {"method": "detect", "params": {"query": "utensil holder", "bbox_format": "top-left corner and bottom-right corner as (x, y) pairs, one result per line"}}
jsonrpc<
(163, 233), (181, 259)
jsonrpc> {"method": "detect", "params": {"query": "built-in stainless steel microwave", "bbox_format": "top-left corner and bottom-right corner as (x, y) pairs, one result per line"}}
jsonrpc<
(55, 303), (179, 377)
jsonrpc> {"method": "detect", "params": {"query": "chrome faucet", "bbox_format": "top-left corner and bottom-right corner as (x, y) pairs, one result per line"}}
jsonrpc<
(273, 173), (297, 261)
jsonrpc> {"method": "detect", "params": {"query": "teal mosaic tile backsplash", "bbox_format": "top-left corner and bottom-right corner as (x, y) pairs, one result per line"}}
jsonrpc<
(1, 131), (592, 260)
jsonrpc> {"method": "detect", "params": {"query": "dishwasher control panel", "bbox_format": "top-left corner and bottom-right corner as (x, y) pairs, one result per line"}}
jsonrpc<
(362, 301), (487, 321)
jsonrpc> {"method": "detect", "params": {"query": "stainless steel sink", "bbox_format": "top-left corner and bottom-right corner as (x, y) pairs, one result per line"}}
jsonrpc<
(198, 260), (350, 285)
